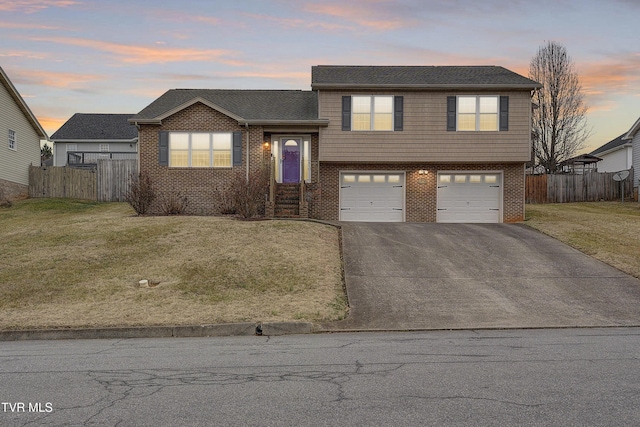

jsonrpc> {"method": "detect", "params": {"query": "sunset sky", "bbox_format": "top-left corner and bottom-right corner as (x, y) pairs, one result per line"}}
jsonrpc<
(1, 0), (639, 153)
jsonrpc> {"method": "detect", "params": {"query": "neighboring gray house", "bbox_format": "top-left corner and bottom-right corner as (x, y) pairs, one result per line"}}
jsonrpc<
(0, 66), (48, 199)
(51, 113), (138, 167)
(624, 116), (640, 191)
(590, 133), (633, 173)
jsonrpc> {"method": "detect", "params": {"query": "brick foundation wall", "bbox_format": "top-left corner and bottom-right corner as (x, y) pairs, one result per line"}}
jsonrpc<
(0, 178), (28, 200)
(316, 163), (525, 222)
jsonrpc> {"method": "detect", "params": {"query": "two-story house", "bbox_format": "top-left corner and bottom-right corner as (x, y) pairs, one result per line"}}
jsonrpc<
(130, 65), (540, 223)
(0, 66), (48, 199)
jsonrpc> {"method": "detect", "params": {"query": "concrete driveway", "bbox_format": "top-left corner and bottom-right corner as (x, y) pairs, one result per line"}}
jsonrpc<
(324, 223), (640, 330)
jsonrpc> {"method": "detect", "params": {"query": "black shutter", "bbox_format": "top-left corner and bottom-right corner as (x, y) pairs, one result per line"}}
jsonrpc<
(232, 131), (242, 166)
(394, 96), (403, 131)
(499, 96), (509, 131)
(158, 131), (168, 166)
(447, 96), (456, 131)
(342, 96), (351, 131)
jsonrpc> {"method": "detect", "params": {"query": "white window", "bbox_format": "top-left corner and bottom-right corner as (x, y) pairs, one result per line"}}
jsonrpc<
(457, 96), (499, 131)
(169, 132), (232, 168)
(66, 144), (78, 152)
(99, 143), (109, 152)
(8, 130), (16, 150)
(352, 95), (393, 131)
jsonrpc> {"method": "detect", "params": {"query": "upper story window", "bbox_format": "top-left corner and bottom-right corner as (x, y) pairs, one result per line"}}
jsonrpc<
(66, 144), (78, 152)
(8, 130), (16, 150)
(458, 96), (498, 131)
(447, 95), (508, 132)
(342, 95), (403, 131)
(352, 95), (393, 131)
(169, 132), (232, 168)
(99, 143), (110, 152)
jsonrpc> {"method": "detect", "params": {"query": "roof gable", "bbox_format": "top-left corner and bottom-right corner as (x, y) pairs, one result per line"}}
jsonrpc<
(130, 89), (322, 125)
(622, 116), (640, 140)
(311, 65), (541, 90)
(590, 133), (631, 156)
(0, 66), (47, 139)
(51, 113), (138, 141)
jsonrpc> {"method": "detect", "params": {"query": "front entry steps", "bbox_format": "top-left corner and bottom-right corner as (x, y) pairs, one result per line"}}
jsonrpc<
(270, 183), (308, 219)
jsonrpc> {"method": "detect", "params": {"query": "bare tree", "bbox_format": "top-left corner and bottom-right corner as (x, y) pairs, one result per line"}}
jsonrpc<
(529, 41), (591, 173)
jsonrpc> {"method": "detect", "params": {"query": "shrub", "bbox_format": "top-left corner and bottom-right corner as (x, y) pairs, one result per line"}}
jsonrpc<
(213, 185), (237, 215)
(159, 191), (189, 215)
(125, 172), (156, 215)
(217, 168), (269, 219)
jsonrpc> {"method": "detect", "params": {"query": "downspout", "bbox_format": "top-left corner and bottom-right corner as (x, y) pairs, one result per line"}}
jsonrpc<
(245, 123), (250, 181)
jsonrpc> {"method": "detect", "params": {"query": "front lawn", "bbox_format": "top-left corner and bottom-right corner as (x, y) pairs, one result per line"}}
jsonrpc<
(0, 199), (347, 330)
(525, 202), (640, 279)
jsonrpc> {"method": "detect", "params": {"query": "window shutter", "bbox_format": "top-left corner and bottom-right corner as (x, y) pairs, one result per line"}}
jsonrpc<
(342, 96), (351, 131)
(447, 96), (456, 131)
(158, 131), (168, 166)
(394, 96), (403, 131)
(499, 96), (509, 131)
(232, 131), (242, 166)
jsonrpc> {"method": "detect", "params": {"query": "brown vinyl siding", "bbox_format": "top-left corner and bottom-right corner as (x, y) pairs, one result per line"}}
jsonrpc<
(318, 90), (532, 163)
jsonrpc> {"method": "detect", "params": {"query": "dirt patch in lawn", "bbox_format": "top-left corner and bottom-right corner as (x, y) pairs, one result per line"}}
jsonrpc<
(525, 202), (640, 279)
(0, 199), (347, 330)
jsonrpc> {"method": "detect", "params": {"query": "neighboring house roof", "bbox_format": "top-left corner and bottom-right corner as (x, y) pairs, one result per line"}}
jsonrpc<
(590, 133), (631, 157)
(130, 90), (325, 125)
(51, 113), (137, 141)
(0, 66), (47, 139)
(622, 116), (640, 140)
(311, 65), (542, 90)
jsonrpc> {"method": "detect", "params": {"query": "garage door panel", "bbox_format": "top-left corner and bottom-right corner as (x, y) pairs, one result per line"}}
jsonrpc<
(437, 173), (502, 223)
(340, 172), (404, 222)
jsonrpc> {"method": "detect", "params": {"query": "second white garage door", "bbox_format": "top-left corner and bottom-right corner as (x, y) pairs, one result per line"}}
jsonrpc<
(437, 172), (502, 223)
(340, 172), (405, 222)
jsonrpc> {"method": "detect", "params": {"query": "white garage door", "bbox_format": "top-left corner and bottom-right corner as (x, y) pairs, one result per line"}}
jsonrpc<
(340, 172), (405, 222)
(437, 172), (502, 223)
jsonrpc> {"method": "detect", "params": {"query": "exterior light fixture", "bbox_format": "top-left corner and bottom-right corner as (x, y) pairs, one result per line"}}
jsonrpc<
(418, 169), (428, 175)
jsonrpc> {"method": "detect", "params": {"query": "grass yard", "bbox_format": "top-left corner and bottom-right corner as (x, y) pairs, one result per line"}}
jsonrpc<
(525, 202), (640, 279)
(0, 199), (347, 330)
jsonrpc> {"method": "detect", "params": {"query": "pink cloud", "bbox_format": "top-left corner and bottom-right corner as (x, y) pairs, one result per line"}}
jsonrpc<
(303, 1), (415, 31)
(0, 0), (81, 13)
(31, 36), (244, 65)
(11, 68), (103, 89)
(0, 20), (63, 30)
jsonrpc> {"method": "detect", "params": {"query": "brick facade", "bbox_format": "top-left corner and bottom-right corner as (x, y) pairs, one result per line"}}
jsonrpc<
(316, 162), (525, 223)
(139, 102), (319, 215)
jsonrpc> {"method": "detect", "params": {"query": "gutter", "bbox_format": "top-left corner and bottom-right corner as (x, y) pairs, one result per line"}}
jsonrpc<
(310, 83), (543, 91)
(245, 123), (249, 181)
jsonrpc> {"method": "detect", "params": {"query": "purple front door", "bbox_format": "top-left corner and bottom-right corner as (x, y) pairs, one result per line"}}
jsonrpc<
(282, 139), (300, 183)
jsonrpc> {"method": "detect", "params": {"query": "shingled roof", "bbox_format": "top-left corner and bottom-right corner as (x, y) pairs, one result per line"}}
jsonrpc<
(311, 65), (541, 89)
(590, 134), (630, 156)
(51, 113), (137, 140)
(130, 89), (324, 125)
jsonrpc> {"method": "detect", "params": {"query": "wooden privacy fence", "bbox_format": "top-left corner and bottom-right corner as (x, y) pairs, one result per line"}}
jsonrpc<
(526, 169), (634, 203)
(29, 159), (138, 202)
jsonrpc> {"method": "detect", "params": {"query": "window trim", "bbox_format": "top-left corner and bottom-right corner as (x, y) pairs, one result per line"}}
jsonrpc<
(8, 129), (16, 151)
(456, 95), (500, 132)
(168, 131), (233, 168)
(351, 95), (394, 131)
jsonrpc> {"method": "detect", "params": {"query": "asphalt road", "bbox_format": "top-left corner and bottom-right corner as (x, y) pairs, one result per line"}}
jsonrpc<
(2, 328), (639, 426)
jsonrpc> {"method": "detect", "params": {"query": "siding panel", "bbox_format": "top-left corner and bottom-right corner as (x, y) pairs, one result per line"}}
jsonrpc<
(318, 90), (532, 163)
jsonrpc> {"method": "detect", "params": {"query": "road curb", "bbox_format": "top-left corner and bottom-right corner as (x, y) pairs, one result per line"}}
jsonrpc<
(0, 322), (317, 341)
